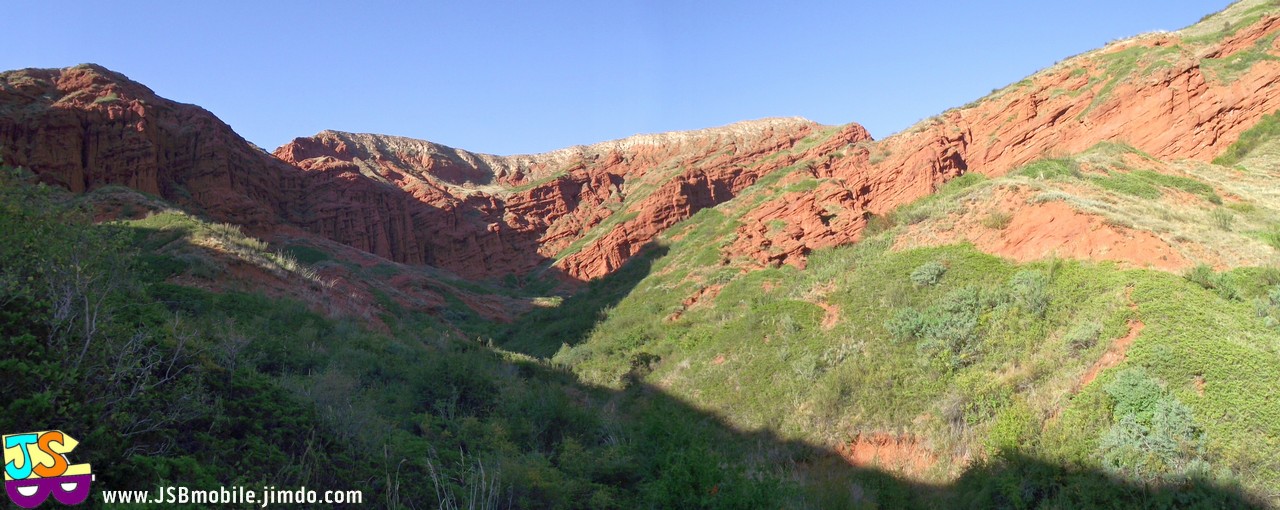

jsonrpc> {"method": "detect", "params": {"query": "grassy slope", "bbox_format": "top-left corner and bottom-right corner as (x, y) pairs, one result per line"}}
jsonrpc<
(27, 167), (1245, 509)
(3, 171), (832, 509)
(521, 129), (1280, 504)
(7, 4), (1280, 509)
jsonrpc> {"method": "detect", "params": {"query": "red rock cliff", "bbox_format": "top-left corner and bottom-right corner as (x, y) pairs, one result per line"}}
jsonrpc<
(731, 13), (1280, 267)
(0, 65), (300, 229)
(0, 65), (489, 278)
(275, 119), (857, 280)
(5, 9), (1278, 284)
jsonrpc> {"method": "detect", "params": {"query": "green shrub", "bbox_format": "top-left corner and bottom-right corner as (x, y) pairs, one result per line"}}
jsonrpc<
(1104, 368), (1165, 422)
(1132, 170), (1215, 197)
(1065, 320), (1104, 352)
(981, 211), (1013, 230)
(1014, 158), (1081, 180)
(985, 400), (1037, 453)
(1184, 264), (1240, 301)
(887, 308), (927, 341)
(1184, 264), (1215, 289)
(1259, 226), (1280, 250)
(910, 260), (948, 287)
(1009, 270), (1050, 317)
(283, 244), (330, 264)
(895, 285), (1008, 369)
(1100, 369), (1207, 482)
(1092, 173), (1162, 199)
(1209, 208), (1235, 231)
(1253, 285), (1280, 329)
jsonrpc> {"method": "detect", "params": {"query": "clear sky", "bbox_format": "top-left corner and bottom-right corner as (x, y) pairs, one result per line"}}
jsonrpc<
(5, 1), (1230, 155)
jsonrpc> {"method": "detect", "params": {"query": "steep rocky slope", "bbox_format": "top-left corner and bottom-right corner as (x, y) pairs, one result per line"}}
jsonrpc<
(519, 5), (1280, 498)
(4, 1), (1280, 506)
(0, 65), (300, 230)
(0, 66), (536, 326)
(274, 119), (860, 279)
(273, 2), (1280, 277)
(0, 64), (455, 263)
(3, 2), (1279, 287)
(0, 65), (849, 281)
(732, 2), (1280, 268)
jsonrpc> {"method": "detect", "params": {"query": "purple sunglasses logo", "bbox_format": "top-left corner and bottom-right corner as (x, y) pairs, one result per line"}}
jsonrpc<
(3, 431), (94, 508)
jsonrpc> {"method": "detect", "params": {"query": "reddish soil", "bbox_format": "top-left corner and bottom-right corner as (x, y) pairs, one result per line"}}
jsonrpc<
(1078, 319), (1145, 389)
(816, 301), (840, 330)
(838, 433), (937, 477)
(895, 188), (1191, 271)
(667, 284), (725, 321)
(731, 17), (1280, 269)
(276, 120), (856, 281)
(1078, 286), (1144, 390)
(3, 13), (1279, 290)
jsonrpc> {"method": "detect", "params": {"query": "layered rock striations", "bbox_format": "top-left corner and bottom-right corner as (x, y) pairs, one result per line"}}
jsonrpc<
(731, 12), (1280, 267)
(0, 66), (834, 280)
(3, 8), (1279, 284)
(274, 118), (844, 279)
(0, 65), (302, 230)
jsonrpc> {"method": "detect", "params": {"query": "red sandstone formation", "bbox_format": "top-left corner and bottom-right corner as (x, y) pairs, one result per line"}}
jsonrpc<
(0, 65), (298, 230)
(2, 9), (1279, 284)
(733, 14), (1280, 267)
(274, 119), (852, 280)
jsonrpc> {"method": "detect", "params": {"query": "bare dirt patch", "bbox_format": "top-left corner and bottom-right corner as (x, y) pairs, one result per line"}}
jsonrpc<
(896, 187), (1191, 271)
(667, 284), (725, 321)
(1078, 285), (1143, 390)
(816, 301), (840, 330)
(838, 433), (937, 477)
(1078, 319), (1144, 390)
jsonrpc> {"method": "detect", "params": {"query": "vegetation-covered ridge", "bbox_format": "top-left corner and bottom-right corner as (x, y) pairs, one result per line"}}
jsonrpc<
(4, 3), (1280, 509)
(5, 129), (1277, 509)
(496, 132), (1280, 506)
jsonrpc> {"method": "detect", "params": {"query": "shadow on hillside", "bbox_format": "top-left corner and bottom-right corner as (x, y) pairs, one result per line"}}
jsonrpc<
(482, 239), (1265, 508)
(499, 351), (1263, 509)
(3, 216), (1262, 509)
(7, 171), (1257, 508)
(497, 242), (668, 358)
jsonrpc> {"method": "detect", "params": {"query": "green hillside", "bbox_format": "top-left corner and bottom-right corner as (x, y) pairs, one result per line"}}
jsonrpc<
(5, 149), (1275, 507)
(502, 134), (1280, 506)
(6, 2), (1280, 508)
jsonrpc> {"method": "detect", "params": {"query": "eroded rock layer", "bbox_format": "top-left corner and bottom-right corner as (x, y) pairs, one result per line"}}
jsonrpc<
(2, 11), (1279, 282)
(733, 15), (1280, 267)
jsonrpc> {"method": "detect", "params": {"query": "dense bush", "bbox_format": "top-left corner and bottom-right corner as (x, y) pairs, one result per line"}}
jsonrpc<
(886, 285), (1010, 369)
(1185, 264), (1240, 301)
(1099, 369), (1208, 482)
(0, 168), (805, 508)
(910, 260), (948, 286)
(1254, 285), (1280, 328)
(1014, 158), (1082, 180)
(1009, 270), (1050, 317)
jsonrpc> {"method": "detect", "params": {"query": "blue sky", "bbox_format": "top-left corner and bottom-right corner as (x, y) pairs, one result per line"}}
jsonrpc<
(6, 1), (1229, 155)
